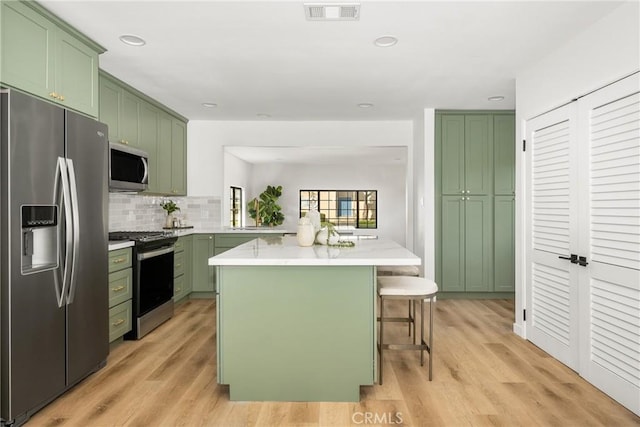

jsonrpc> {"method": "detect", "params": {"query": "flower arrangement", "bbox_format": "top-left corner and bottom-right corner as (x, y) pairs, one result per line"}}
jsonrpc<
(160, 200), (180, 215)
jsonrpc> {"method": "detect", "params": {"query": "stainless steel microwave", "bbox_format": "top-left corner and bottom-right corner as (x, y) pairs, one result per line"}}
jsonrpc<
(109, 142), (149, 192)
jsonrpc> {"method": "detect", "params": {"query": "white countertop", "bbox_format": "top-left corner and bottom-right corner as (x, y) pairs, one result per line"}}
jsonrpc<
(208, 235), (421, 266)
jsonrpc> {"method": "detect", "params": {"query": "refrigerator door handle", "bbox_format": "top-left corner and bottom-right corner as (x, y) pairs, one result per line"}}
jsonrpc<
(56, 157), (73, 308)
(52, 159), (65, 307)
(65, 158), (81, 304)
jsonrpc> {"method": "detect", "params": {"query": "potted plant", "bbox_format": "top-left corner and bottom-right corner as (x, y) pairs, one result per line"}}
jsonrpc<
(160, 199), (180, 228)
(247, 185), (284, 227)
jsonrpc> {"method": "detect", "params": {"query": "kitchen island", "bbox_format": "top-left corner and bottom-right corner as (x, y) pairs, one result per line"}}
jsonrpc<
(208, 235), (420, 402)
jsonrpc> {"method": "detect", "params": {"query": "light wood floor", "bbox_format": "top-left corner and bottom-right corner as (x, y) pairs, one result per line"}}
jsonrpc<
(28, 299), (639, 426)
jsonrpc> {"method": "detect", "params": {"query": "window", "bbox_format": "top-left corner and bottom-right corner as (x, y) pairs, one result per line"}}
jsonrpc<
(230, 186), (243, 227)
(299, 190), (377, 229)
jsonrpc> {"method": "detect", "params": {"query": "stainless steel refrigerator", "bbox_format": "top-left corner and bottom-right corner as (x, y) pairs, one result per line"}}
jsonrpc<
(0, 89), (109, 426)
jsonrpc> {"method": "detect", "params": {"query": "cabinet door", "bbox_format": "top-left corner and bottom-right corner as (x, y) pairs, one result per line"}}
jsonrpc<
(99, 77), (121, 142)
(183, 236), (193, 293)
(55, 31), (99, 117)
(192, 234), (214, 292)
(494, 115), (516, 195)
(171, 119), (187, 195)
(465, 115), (493, 195)
(120, 91), (140, 146)
(156, 113), (173, 194)
(138, 102), (159, 192)
(464, 195), (493, 291)
(440, 115), (465, 195)
(494, 196), (515, 292)
(441, 196), (465, 291)
(0, 1), (55, 98)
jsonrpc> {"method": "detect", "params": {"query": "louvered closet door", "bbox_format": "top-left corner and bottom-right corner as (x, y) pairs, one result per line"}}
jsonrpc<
(577, 74), (640, 415)
(526, 104), (580, 370)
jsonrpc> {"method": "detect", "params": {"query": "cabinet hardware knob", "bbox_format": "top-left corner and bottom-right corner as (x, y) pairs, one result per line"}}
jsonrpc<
(49, 92), (59, 99)
(112, 258), (125, 264)
(59, 95), (65, 101)
(112, 319), (125, 326)
(111, 286), (125, 292)
(176, 263), (182, 267)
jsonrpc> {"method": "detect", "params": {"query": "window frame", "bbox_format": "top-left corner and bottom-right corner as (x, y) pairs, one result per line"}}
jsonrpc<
(299, 189), (377, 229)
(230, 186), (243, 227)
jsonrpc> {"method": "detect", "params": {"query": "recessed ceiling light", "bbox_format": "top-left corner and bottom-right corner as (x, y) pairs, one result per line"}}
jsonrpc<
(202, 103), (217, 108)
(374, 35), (398, 47)
(257, 113), (271, 118)
(488, 96), (505, 102)
(358, 103), (374, 108)
(119, 34), (146, 46)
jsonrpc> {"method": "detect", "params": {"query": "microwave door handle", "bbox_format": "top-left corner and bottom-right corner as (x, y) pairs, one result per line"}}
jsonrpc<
(65, 159), (80, 304)
(142, 157), (149, 184)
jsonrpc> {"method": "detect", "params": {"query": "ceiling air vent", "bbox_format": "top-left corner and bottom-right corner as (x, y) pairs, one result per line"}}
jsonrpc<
(304, 3), (360, 21)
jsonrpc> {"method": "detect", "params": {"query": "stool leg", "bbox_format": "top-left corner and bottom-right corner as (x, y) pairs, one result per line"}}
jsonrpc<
(379, 296), (384, 385)
(429, 296), (434, 381)
(420, 298), (424, 366)
(412, 300), (416, 345)
(408, 300), (412, 336)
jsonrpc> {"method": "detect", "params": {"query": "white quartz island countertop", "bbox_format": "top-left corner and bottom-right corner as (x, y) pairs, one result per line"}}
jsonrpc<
(208, 235), (420, 267)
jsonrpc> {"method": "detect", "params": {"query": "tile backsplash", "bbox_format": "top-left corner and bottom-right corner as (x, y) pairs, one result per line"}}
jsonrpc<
(109, 194), (221, 231)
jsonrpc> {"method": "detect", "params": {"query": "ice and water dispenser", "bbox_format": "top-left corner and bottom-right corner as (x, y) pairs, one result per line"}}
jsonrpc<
(21, 205), (58, 274)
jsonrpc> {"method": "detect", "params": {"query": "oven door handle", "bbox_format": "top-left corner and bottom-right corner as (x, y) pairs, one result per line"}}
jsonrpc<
(138, 245), (174, 261)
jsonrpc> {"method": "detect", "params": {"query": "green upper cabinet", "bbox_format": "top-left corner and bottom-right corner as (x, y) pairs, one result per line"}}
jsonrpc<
(440, 114), (493, 195)
(98, 71), (188, 196)
(156, 113), (187, 195)
(464, 115), (493, 195)
(171, 119), (187, 195)
(0, 1), (103, 117)
(494, 114), (516, 195)
(440, 115), (465, 195)
(138, 101), (159, 192)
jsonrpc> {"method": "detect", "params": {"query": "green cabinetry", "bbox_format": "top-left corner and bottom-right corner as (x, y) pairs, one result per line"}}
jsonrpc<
(436, 111), (515, 296)
(98, 71), (188, 195)
(173, 235), (193, 301)
(0, 0), (103, 117)
(108, 247), (133, 342)
(192, 234), (215, 293)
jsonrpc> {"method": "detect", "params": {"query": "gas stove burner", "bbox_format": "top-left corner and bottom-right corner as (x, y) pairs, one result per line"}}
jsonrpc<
(108, 230), (174, 242)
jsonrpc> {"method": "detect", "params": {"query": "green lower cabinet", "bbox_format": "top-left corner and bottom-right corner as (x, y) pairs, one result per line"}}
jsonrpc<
(192, 234), (215, 293)
(173, 235), (193, 301)
(440, 195), (493, 292)
(441, 196), (465, 292)
(494, 196), (515, 292)
(217, 265), (375, 401)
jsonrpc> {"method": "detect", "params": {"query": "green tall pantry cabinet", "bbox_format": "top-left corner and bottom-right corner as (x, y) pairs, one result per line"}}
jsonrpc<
(436, 111), (515, 297)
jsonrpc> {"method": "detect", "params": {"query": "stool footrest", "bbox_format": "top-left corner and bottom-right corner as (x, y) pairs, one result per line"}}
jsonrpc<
(377, 316), (414, 323)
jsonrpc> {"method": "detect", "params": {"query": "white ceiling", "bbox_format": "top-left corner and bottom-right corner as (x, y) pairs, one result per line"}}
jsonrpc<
(40, 0), (623, 121)
(225, 145), (407, 165)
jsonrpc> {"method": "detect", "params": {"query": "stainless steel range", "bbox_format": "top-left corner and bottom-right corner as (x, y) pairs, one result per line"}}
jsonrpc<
(108, 231), (178, 339)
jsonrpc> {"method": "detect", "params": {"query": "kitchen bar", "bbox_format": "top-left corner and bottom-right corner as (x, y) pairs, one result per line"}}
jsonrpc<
(209, 235), (420, 402)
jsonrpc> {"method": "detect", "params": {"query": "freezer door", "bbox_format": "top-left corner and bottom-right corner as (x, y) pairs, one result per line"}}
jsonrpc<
(64, 111), (109, 385)
(2, 90), (67, 419)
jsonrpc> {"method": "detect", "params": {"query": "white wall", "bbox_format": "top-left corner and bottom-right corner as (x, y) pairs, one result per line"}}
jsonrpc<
(223, 151), (253, 226)
(513, 1), (640, 337)
(249, 162), (407, 245)
(412, 109), (436, 279)
(188, 120), (414, 243)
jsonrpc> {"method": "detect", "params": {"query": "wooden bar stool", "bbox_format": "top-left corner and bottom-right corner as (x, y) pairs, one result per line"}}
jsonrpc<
(377, 276), (438, 384)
